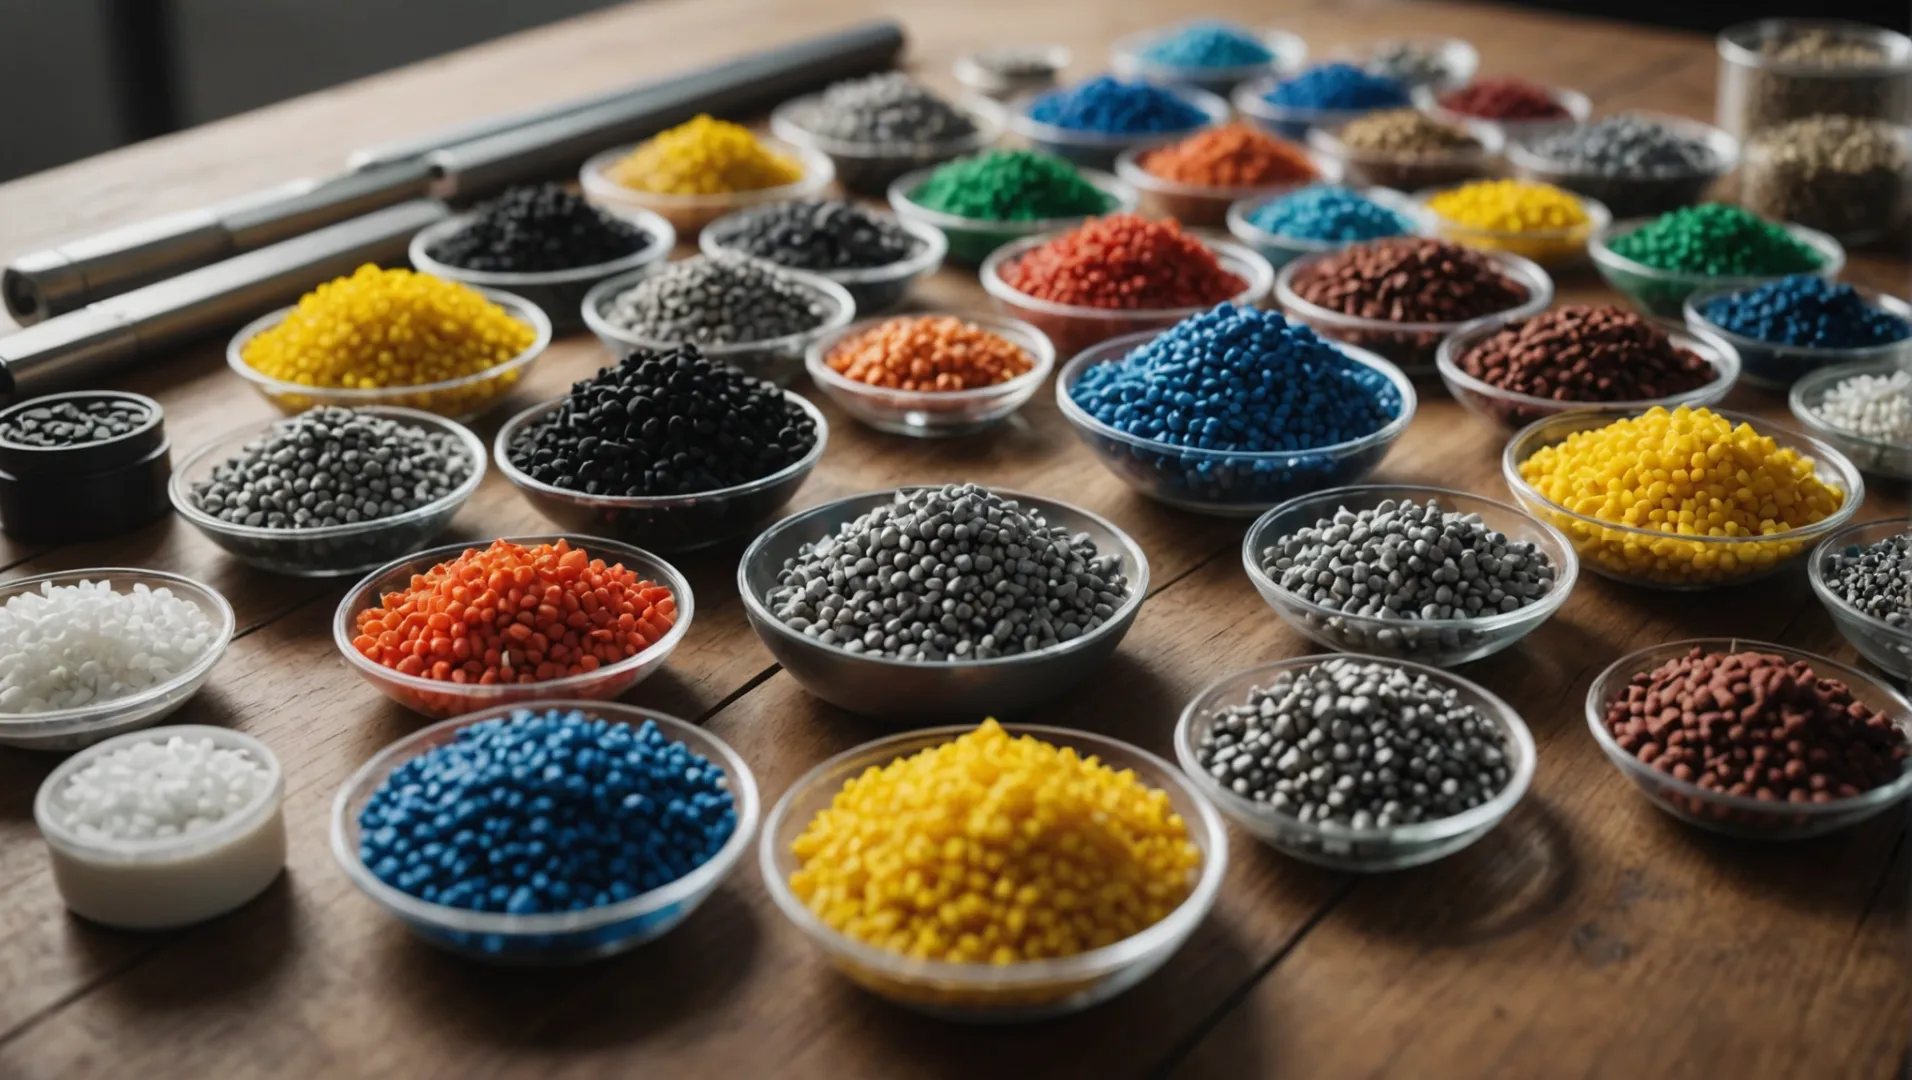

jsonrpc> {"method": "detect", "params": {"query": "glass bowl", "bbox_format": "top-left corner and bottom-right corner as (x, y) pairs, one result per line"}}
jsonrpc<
(1342, 35), (1481, 92)
(1233, 74), (1411, 141)
(768, 94), (1001, 197)
(1435, 314), (1741, 431)
(226, 287), (551, 422)
(1056, 329), (1415, 516)
(1417, 184), (1611, 269)
(493, 393), (825, 553)
(580, 261), (856, 386)
(1006, 84), (1231, 171)
(802, 312), (1055, 438)
(578, 138), (834, 236)
(1274, 243), (1553, 373)
(1175, 656), (1534, 870)
(1224, 185), (1430, 270)
(1241, 485), (1578, 666)
(1414, 82), (1592, 144)
(1108, 25), (1310, 93)
(1501, 408), (1865, 590)
(1506, 111), (1741, 218)
(331, 700), (757, 963)
(169, 406), (487, 577)
(1811, 518), (1912, 680)
(1686, 284), (1910, 389)
(333, 534), (694, 719)
(407, 206), (674, 334)
(979, 230), (1275, 356)
(953, 45), (1071, 102)
(759, 723), (1226, 1019)
(1306, 117), (1503, 194)
(1114, 141), (1340, 229)
(886, 163), (1137, 266)
(700, 210), (945, 316)
(0, 569), (234, 751)
(1585, 638), (1912, 839)
(1592, 217), (1844, 319)
(1788, 355), (1912, 478)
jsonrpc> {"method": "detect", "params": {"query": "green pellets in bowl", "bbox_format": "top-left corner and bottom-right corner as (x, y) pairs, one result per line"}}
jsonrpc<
(1590, 202), (1843, 317)
(888, 149), (1139, 265)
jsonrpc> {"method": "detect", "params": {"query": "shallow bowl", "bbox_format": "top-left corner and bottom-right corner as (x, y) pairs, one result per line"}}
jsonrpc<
(579, 138), (835, 236)
(701, 210), (945, 316)
(1223, 186), (1429, 270)
(1592, 217), (1844, 320)
(769, 95), (1001, 197)
(1506, 110), (1741, 218)
(1788, 354), (1912, 477)
(1109, 25), (1309, 93)
(887, 163), (1137, 266)
(1114, 141), (1339, 229)
(1686, 284), (1908, 389)
(1810, 519), (1912, 680)
(1007, 84), (1231, 170)
(803, 313), (1054, 438)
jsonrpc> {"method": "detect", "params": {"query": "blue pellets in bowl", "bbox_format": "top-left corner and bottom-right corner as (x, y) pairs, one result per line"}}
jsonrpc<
(1009, 76), (1228, 170)
(1056, 305), (1415, 516)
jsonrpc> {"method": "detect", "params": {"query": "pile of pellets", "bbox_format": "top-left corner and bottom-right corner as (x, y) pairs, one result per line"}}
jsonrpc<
(796, 73), (977, 144)
(1193, 657), (1513, 828)
(598, 254), (832, 345)
(1527, 115), (1719, 175)
(1335, 109), (1481, 157)
(0, 397), (150, 448)
(1821, 532), (1911, 630)
(1741, 114), (1911, 240)
(706, 201), (921, 272)
(1362, 40), (1461, 89)
(1745, 29), (1903, 133)
(426, 183), (653, 274)
(764, 484), (1132, 661)
(1814, 370), (1912, 444)
(189, 408), (473, 529)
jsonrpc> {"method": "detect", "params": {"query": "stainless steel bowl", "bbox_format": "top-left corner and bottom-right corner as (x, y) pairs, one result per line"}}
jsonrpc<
(737, 488), (1151, 723)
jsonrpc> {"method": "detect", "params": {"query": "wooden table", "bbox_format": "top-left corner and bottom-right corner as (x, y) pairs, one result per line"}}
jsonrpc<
(0, 2), (1906, 1077)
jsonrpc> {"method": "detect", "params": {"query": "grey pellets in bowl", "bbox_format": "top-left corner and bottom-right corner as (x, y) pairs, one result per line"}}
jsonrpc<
(769, 72), (999, 195)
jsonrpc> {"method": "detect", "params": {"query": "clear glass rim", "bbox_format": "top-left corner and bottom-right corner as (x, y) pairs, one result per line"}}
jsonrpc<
(886, 163), (1138, 233)
(1684, 282), (1907, 360)
(700, 211), (948, 287)
(579, 257), (857, 357)
(1008, 84), (1230, 148)
(1113, 141), (1342, 201)
(1224, 185), (1432, 254)
(1788, 354), (1912, 455)
(803, 311), (1057, 408)
(406, 205), (676, 288)
(1416, 183), (1611, 243)
(767, 95), (1002, 160)
(978, 229), (1276, 320)
(1274, 241), (1555, 333)
(1109, 24), (1309, 82)
(1434, 312), (1743, 415)
(1808, 516), (1912, 644)
(1591, 217), (1846, 289)
(578, 139), (835, 208)
(1505, 110), (1741, 179)
(1717, 18), (1912, 76)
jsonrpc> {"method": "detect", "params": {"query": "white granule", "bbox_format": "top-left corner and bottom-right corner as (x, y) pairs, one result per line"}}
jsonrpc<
(1814, 370), (1912, 444)
(0, 579), (218, 714)
(52, 734), (271, 842)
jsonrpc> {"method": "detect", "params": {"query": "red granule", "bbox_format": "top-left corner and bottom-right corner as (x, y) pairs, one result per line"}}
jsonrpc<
(999, 214), (1247, 310)
(1437, 78), (1571, 122)
(1138, 124), (1320, 188)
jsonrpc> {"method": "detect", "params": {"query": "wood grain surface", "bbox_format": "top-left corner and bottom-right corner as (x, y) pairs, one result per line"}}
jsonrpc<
(0, 1), (1907, 1077)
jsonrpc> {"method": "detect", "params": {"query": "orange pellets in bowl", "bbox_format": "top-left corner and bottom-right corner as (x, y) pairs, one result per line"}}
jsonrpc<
(1118, 124), (1325, 226)
(805, 313), (1056, 437)
(826, 315), (1034, 390)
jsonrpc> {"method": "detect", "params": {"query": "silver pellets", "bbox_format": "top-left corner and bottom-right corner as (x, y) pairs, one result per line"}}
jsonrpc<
(766, 484), (1132, 662)
(1194, 658), (1512, 828)
(600, 254), (832, 346)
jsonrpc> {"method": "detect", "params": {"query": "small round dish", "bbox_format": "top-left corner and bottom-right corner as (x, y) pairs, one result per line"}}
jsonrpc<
(1686, 284), (1908, 389)
(169, 406), (487, 578)
(1506, 111), (1741, 218)
(1593, 217), (1844, 320)
(1342, 35), (1480, 92)
(334, 534), (695, 719)
(578, 138), (834, 236)
(769, 95), (1001, 197)
(1242, 485), (1578, 666)
(979, 229), (1275, 356)
(407, 205), (674, 334)
(1057, 329), (1415, 516)
(1585, 638), (1912, 839)
(953, 45), (1071, 102)
(760, 722), (1225, 1019)
(1274, 244), (1553, 373)
(1224, 185), (1430, 270)
(1108, 25), (1310, 93)
(1811, 518), (1912, 680)
(700, 210), (946, 316)
(1232, 74), (1408, 141)
(493, 393), (825, 552)
(802, 313), (1055, 438)
(1114, 141), (1341, 229)
(1175, 655), (1533, 870)
(226, 287), (551, 422)
(0, 569), (235, 751)
(1502, 408), (1865, 590)
(737, 488), (1149, 722)
(1007, 84), (1231, 170)
(332, 700), (757, 963)
(1436, 315), (1741, 431)
(36, 724), (285, 929)
(887, 163), (1138, 265)
(1306, 117), (1503, 194)
(1789, 356), (1912, 478)
(1417, 184), (1611, 269)
(1414, 82), (1592, 143)
(580, 261), (856, 386)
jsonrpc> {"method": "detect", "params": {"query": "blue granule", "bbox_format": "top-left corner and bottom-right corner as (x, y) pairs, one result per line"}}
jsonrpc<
(1265, 63), (1410, 111)
(1140, 22), (1275, 69)
(1246, 185), (1417, 243)
(1700, 275), (1912, 350)
(358, 709), (737, 915)
(1027, 75), (1211, 134)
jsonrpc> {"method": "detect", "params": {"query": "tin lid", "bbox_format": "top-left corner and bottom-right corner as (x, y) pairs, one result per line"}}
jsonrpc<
(0, 391), (166, 475)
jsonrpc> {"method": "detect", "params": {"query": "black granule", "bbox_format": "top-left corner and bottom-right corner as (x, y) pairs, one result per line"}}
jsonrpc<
(427, 183), (654, 274)
(0, 399), (149, 447)
(708, 201), (922, 272)
(508, 345), (818, 497)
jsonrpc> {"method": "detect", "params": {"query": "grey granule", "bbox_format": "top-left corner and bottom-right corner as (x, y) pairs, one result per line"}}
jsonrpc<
(1824, 533), (1911, 628)
(602, 254), (831, 346)
(1529, 115), (1718, 175)
(800, 73), (978, 144)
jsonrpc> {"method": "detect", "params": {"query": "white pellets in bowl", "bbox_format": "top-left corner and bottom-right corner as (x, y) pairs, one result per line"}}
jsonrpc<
(1814, 370), (1912, 444)
(51, 734), (272, 843)
(0, 577), (221, 714)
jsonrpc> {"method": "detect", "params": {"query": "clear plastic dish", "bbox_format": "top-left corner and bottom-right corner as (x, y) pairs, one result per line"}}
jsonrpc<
(1715, 19), (1912, 139)
(1788, 355), (1912, 478)
(803, 312), (1055, 438)
(1306, 117), (1503, 194)
(1685, 283), (1909, 389)
(760, 723), (1225, 1019)
(1811, 518), (1912, 680)
(1585, 638), (1912, 839)
(331, 700), (757, 963)
(1417, 184), (1610, 269)
(578, 138), (834, 236)
(1501, 408), (1865, 590)
(1435, 314), (1741, 431)
(1114, 140), (1339, 229)
(887, 163), (1138, 265)
(768, 94), (1001, 197)
(407, 206), (674, 334)
(1274, 243), (1553, 373)
(226, 287), (551, 422)
(1592, 216), (1844, 319)
(0, 569), (235, 751)
(1342, 35), (1480, 92)
(1506, 111), (1741, 218)
(1056, 330), (1415, 516)
(700, 210), (945, 316)
(333, 534), (694, 719)
(1224, 186), (1430, 270)
(979, 229), (1275, 356)
(169, 406), (487, 577)
(1241, 485), (1578, 666)
(1108, 25), (1310, 93)
(1414, 82), (1592, 143)
(1232, 74), (1409, 141)
(580, 261), (856, 386)
(1007, 84), (1231, 170)
(953, 45), (1071, 102)
(493, 393), (825, 552)
(1175, 655), (1533, 870)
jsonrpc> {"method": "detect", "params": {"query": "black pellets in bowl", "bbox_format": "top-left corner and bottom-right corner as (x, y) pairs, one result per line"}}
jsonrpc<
(701, 201), (943, 313)
(770, 73), (996, 195)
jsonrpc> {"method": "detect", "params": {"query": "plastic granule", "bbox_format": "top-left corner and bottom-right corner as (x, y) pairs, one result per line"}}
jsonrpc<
(1607, 203), (1824, 276)
(51, 735), (271, 843)
(824, 315), (1033, 391)
(1244, 185), (1416, 242)
(1425, 179), (1589, 232)
(1140, 21), (1274, 69)
(606, 114), (804, 195)
(909, 150), (1115, 221)
(1027, 75), (1210, 135)
(1698, 274), (1910, 349)
(1138, 124), (1319, 188)
(998, 214), (1245, 309)
(0, 579), (219, 713)
(1265, 63), (1410, 111)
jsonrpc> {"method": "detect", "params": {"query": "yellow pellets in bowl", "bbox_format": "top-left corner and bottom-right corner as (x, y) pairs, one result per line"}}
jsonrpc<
(1420, 177), (1608, 267)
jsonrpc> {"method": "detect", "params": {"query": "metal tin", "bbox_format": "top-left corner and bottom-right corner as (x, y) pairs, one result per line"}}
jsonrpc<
(0, 391), (171, 542)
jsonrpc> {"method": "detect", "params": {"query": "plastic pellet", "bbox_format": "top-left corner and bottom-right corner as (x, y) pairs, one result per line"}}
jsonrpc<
(998, 214), (1245, 310)
(49, 735), (272, 844)
(824, 315), (1033, 391)
(1741, 114), (1912, 241)
(1244, 185), (1416, 242)
(1436, 77), (1571, 122)
(1608, 203), (1824, 276)
(1027, 75), (1210, 134)
(1265, 63), (1410, 110)
(426, 183), (654, 273)
(1140, 21), (1274, 69)
(1289, 237), (1530, 323)
(599, 254), (830, 345)
(1138, 124), (1319, 187)
(1743, 29), (1905, 132)
(797, 72), (976, 144)
(908, 150), (1115, 221)
(1823, 533), (1911, 627)
(606, 114), (803, 195)
(0, 580), (219, 713)
(1456, 305), (1715, 403)
(1425, 178), (1588, 232)
(1527, 115), (1720, 176)
(1337, 109), (1480, 156)
(707, 200), (921, 272)
(1814, 371), (1912, 443)
(1361, 41), (1462, 89)
(1698, 275), (1911, 349)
